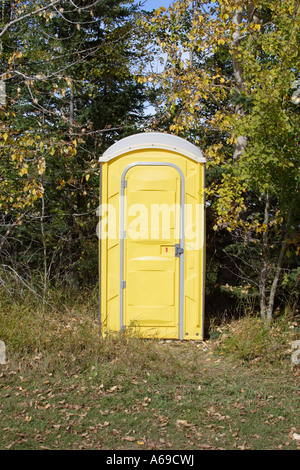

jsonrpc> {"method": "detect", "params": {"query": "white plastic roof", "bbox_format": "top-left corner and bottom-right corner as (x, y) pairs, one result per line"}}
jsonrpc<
(99, 132), (206, 163)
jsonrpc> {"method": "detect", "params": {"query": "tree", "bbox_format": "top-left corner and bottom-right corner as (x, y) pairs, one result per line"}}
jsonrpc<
(140, 0), (300, 321)
(0, 0), (147, 298)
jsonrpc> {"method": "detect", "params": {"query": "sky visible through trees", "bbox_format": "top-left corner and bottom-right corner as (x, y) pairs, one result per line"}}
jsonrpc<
(136, 0), (171, 9)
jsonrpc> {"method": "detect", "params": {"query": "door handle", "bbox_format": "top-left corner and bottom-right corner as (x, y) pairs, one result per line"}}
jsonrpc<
(175, 244), (184, 257)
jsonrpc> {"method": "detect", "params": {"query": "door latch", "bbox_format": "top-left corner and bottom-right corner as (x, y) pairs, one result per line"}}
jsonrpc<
(175, 244), (184, 257)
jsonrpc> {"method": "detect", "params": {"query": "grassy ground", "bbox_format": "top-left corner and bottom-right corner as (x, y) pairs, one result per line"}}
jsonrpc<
(0, 290), (299, 450)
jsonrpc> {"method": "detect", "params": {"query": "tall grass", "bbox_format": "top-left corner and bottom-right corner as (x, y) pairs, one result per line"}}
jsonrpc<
(0, 287), (164, 375)
(1, 289), (299, 450)
(1, 287), (298, 370)
(213, 311), (299, 364)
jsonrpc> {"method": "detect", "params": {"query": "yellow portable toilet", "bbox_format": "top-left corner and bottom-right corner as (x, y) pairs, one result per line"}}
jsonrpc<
(98, 132), (206, 340)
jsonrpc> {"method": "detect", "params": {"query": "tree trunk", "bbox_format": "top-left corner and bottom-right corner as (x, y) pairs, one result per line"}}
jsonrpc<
(265, 190), (297, 321)
(40, 192), (48, 312)
(69, 80), (74, 128)
(0, 3), (5, 107)
(231, 7), (248, 160)
(259, 193), (270, 321)
(231, 3), (260, 161)
(0, 79), (5, 106)
(265, 243), (285, 322)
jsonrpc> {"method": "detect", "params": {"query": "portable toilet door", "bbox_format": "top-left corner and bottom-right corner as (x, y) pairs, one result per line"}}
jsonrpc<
(98, 132), (206, 340)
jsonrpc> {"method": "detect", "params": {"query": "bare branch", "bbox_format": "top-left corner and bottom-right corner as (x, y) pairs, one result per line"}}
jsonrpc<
(0, 1), (61, 38)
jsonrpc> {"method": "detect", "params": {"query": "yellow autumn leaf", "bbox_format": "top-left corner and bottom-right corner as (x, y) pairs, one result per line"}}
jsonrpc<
(19, 167), (28, 177)
(38, 158), (46, 175)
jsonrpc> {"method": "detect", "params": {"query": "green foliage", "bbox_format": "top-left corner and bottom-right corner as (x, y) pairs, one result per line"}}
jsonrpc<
(0, 0), (298, 322)
(141, 0), (300, 320)
(0, 0), (148, 290)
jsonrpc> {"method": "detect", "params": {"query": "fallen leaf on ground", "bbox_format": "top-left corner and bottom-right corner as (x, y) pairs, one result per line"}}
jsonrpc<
(123, 436), (135, 442)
